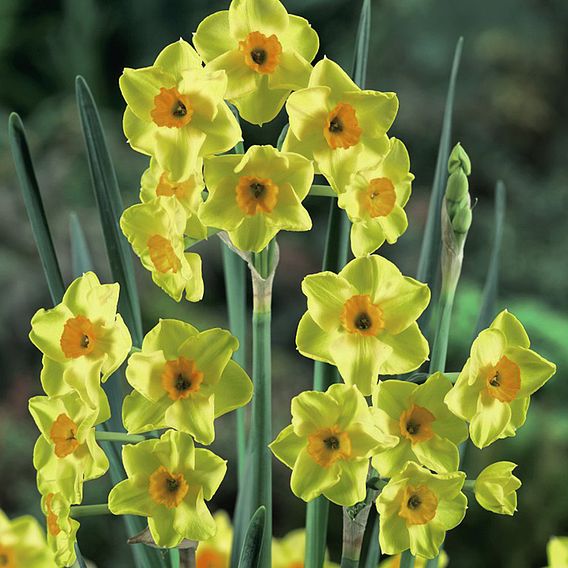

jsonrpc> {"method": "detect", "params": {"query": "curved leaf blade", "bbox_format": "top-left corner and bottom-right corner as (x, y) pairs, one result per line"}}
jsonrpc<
(238, 506), (266, 568)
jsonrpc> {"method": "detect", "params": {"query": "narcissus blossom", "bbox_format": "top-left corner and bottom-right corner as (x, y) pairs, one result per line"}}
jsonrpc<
(108, 430), (227, 548)
(194, 0), (319, 125)
(122, 319), (252, 444)
(196, 510), (232, 568)
(270, 384), (397, 506)
(120, 197), (204, 302)
(371, 373), (468, 477)
(41, 492), (79, 567)
(296, 255), (430, 396)
(377, 462), (467, 559)
(140, 157), (207, 240)
(547, 537), (568, 568)
(119, 39), (241, 181)
(29, 392), (109, 502)
(0, 510), (57, 568)
(199, 145), (313, 252)
(272, 529), (338, 568)
(282, 58), (398, 192)
(474, 461), (521, 516)
(29, 272), (131, 417)
(338, 138), (413, 257)
(445, 310), (556, 448)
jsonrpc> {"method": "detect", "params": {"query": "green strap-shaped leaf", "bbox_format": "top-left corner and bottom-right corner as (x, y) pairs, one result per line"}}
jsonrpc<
(351, 0), (371, 88)
(400, 550), (416, 568)
(8, 113), (65, 304)
(474, 180), (506, 336)
(416, 37), (464, 288)
(238, 506), (266, 568)
(362, 514), (380, 568)
(75, 75), (143, 347)
(69, 212), (94, 277)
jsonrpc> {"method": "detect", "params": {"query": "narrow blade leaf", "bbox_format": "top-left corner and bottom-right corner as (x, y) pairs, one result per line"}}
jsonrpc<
(238, 506), (266, 568)
(351, 0), (371, 88)
(69, 212), (94, 277)
(8, 113), (65, 304)
(474, 180), (506, 335)
(75, 75), (143, 347)
(416, 37), (464, 287)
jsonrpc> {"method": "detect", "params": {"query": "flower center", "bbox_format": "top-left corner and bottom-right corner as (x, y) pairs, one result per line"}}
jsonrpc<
(485, 355), (521, 402)
(398, 484), (438, 526)
(362, 178), (396, 218)
(399, 404), (436, 444)
(307, 425), (351, 468)
(151, 87), (193, 128)
(161, 357), (204, 401)
(235, 175), (279, 215)
(50, 414), (80, 458)
(324, 103), (362, 149)
(0, 545), (15, 568)
(60, 315), (96, 359)
(45, 493), (61, 537)
(340, 294), (384, 336)
(149, 466), (189, 509)
(147, 234), (181, 274)
(156, 172), (189, 199)
(239, 31), (282, 74)
(197, 549), (227, 568)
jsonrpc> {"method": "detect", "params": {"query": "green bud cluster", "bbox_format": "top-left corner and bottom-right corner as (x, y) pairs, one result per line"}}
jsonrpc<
(445, 143), (472, 235)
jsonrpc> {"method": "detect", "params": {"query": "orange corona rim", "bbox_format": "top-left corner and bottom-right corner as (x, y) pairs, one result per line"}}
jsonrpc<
(340, 294), (384, 336)
(148, 466), (189, 509)
(307, 425), (352, 468)
(60, 315), (97, 359)
(323, 102), (362, 149)
(151, 87), (193, 128)
(239, 31), (282, 74)
(161, 357), (204, 401)
(50, 414), (80, 458)
(399, 404), (436, 444)
(361, 177), (396, 218)
(147, 234), (181, 274)
(235, 175), (279, 215)
(485, 355), (521, 402)
(398, 484), (438, 526)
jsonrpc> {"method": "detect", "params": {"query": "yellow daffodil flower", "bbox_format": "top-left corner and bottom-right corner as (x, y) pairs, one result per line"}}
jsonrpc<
(338, 138), (413, 257)
(0, 510), (57, 568)
(377, 461), (467, 559)
(270, 384), (397, 506)
(120, 197), (204, 302)
(371, 373), (468, 477)
(474, 461), (521, 516)
(29, 392), (109, 502)
(296, 255), (430, 396)
(41, 492), (80, 567)
(194, 0), (319, 125)
(29, 272), (130, 419)
(379, 550), (448, 568)
(119, 39), (241, 182)
(199, 145), (313, 252)
(547, 537), (568, 568)
(282, 58), (398, 193)
(272, 529), (338, 568)
(108, 430), (227, 548)
(122, 319), (252, 444)
(445, 310), (556, 448)
(140, 157), (207, 240)
(196, 510), (232, 568)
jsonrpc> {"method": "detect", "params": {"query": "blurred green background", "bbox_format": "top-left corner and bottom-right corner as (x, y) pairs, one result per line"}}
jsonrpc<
(0, 0), (566, 566)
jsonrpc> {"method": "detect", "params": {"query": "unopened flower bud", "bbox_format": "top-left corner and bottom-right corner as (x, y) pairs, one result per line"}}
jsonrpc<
(474, 462), (521, 516)
(452, 204), (472, 235)
(448, 142), (471, 175)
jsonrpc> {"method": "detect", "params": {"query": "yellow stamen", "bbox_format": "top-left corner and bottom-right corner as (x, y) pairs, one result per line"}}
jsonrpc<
(399, 404), (436, 444)
(148, 466), (189, 509)
(161, 357), (204, 401)
(398, 484), (438, 526)
(151, 87), (193, 128)
(340, 294), (384, 336)
(0, 544), (15, 568)
(50, 414), (80, 458)
(235, 175), (279, 215)
(147, 234), (181, 274)
(60, 315), (96, 359)
(156, 172), (189, 199)
(361, 178), (396, 218)
(239, 31), (282, 74)
(485, 355), (520, 402)
(307, 425), (351, 468)
(197, 549), (227, 568)
(324, 103), (362, 149)
(45, 494), (61, 537)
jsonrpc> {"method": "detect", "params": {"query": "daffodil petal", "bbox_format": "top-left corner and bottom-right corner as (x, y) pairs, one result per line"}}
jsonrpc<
(508, 345), (556, 397)
(228, 0), (289, 39)
(194, 10), (234, 62)
(322, 459), (369, 506)
(270, 424), (305, 469)
(295, 312), (335, 364)
(281, 15), (319, 61)
(489, 310), (530, 348)
(214, 360), (253, 417)
(154, 39), (202, 76)
(165, 395), (215, 444)
(290, 447), (340, 502)
(122, 391), (169, 434)
(470, 397), (512, 448)
(377, 322), (429, 375)
(291, 390), (340, 435)
(412, 435), (460, 474)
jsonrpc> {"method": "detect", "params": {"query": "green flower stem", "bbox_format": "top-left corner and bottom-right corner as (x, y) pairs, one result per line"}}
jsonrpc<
(400, 551), (416, 568)
(130, 346), (141, 354)
(249, 244), (275, 568)
(463, 480), (475, 492)
(179, 549), (196, 568)
(429, 283), (458, 374)
(221, 244), (248, 488)
(340, 503), (374, 568)
(70, 504), (110, 518)
(309, 184), (337, 198)
(95, 431), (146, 443)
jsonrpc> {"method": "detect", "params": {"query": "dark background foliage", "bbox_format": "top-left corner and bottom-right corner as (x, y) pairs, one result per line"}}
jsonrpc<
(0, 0), (566, 566)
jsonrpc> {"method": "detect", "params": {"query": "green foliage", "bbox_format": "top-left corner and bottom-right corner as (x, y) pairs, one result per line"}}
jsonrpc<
(238, 506), (266, 568)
